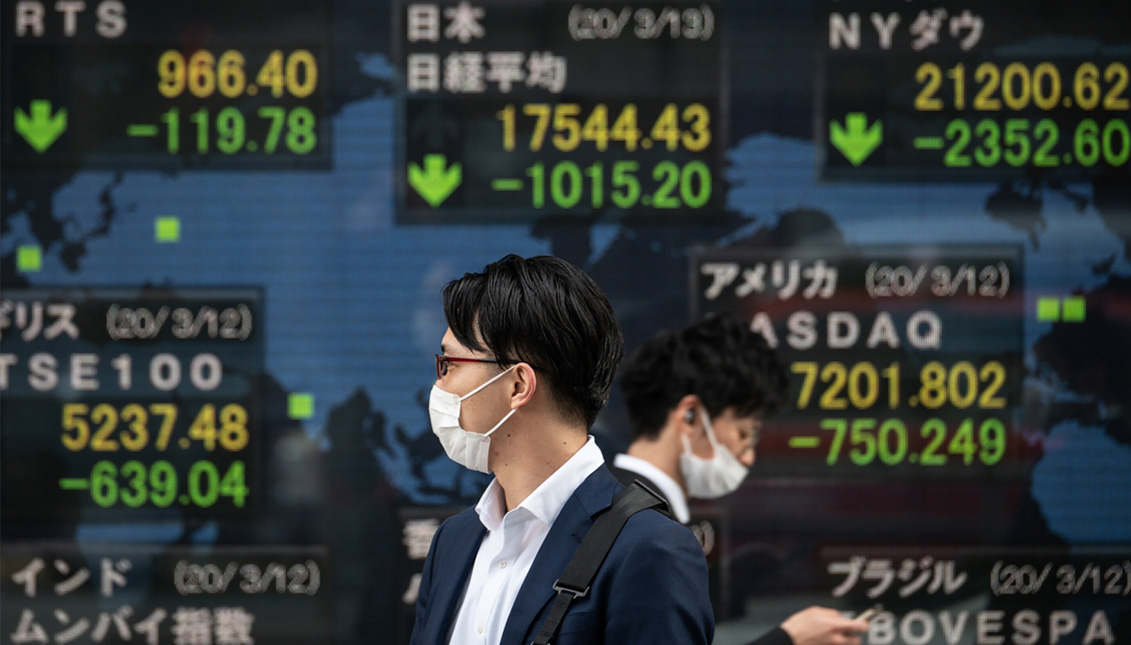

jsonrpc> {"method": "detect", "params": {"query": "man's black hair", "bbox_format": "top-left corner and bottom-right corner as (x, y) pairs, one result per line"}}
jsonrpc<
(443, 254), (625, 428)
(620, 312), (789, 440)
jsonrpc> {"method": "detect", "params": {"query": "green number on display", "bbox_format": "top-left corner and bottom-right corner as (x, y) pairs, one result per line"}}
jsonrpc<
(82, 460), (247, 508)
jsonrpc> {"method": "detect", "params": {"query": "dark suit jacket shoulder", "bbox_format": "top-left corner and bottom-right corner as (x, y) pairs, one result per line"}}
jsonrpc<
(608, 464), (667, 506)
(409, 465), (714, 645)
(610, 458), (798, 645)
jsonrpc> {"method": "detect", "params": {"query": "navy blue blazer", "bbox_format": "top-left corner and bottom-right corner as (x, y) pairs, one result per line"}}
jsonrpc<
(409, 465), (714, 645)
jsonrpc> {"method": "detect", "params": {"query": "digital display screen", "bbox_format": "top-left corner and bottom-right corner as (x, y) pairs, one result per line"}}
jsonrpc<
(2, 2), (330, 170)
(821, 0), (1131, 180)
(395, 0), (724, 222)
(693, 245), (1027, 479)
(1, 289), (263, 522)
(3, 1), (1129, 644)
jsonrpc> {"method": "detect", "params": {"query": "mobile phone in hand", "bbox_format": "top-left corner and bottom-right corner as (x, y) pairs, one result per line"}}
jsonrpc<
(857, 605), (883, 622)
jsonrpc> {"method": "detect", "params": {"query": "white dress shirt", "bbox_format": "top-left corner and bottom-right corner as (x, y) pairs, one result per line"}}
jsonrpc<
(448, 436), (605, 645)
(612, 452), (690, 524)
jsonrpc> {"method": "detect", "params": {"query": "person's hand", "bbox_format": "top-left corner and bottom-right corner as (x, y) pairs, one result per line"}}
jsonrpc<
(779, 606), (870, 645)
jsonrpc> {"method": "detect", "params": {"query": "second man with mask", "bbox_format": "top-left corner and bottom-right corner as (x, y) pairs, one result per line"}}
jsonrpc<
(611, 312), (870, 645)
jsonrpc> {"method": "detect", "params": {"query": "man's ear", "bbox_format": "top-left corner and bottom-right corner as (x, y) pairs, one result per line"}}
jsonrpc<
(675, 394), (703, 438)
(509, 362), (538, 408)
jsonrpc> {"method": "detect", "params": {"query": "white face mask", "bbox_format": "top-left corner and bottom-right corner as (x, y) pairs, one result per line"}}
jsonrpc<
(680, 406), (749, 499)
(429, 365), (517, 474)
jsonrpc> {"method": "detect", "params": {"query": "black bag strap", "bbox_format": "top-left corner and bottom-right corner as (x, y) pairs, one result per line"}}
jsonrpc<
(530, 480), (670, 645)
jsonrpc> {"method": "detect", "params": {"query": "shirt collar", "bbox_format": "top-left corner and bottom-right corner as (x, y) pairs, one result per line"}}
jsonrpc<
(612, 453), (690, 524)
(476, 436), (605, 531)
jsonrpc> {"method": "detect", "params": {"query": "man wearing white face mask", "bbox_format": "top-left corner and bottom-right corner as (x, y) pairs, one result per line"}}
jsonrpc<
(411, 254), (713, 645)
(611, 313), (870, 645)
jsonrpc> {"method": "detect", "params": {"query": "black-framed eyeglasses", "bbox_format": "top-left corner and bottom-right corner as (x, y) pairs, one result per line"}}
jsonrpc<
(435, 354), (502, 379)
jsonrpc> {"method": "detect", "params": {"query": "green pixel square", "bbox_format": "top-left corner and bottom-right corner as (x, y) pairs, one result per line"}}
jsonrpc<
(1062, 297), (1086, 322)
(16, 245), (42, 272)
(155, 216), (181, 243)
(1036, 297), (1060, 322)
(288, 393), (315, 420)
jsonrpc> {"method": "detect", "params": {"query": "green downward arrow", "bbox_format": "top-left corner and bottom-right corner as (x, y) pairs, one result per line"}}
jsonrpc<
(408, 154), (461, 208)
(830, 113), (882, 166)
(15, 100), (67, 153)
